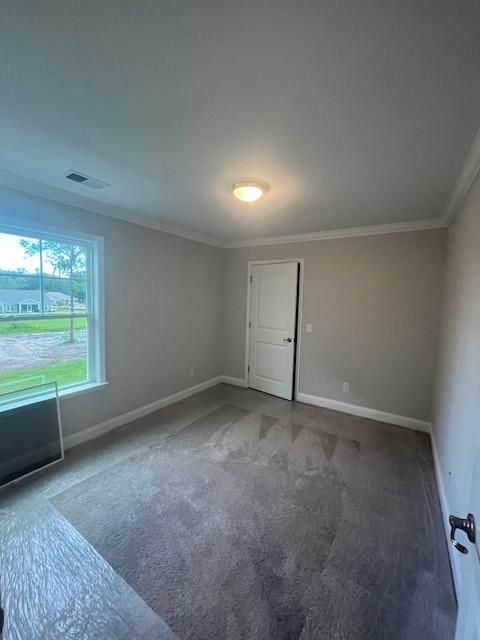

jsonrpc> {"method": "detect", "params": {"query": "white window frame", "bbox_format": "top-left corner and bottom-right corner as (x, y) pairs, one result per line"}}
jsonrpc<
(0, 217), (107, 402)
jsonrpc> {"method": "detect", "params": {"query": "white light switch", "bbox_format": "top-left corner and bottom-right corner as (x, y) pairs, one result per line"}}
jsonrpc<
(306, 323), (313, 333)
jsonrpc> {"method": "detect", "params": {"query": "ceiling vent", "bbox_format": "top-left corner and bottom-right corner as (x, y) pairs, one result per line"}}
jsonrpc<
(65, 171), (109, 189)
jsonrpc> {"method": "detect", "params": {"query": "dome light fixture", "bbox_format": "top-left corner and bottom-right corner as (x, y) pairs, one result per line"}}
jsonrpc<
(232, 179), (267, 202)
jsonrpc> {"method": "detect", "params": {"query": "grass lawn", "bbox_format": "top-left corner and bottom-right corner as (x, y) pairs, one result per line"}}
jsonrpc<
(0, 317), (86, 336)
(0, 361), (87, 394)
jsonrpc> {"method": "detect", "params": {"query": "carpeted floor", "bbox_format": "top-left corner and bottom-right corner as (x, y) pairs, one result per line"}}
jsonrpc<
(50, 387), (456, 640)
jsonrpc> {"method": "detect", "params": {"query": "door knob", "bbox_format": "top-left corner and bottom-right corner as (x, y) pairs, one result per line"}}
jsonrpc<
(282, 337), (293, 343)
(449, 513), (476, 554)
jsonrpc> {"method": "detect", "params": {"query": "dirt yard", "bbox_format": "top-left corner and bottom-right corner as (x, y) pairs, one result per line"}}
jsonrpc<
(0, 331), (87, 372)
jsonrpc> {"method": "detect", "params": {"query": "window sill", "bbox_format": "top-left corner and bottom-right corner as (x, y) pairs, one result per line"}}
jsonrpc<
(59, 381), (110, 400)
(0, 382), (109, 413)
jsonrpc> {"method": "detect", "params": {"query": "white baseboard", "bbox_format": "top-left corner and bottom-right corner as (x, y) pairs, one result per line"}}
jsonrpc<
(296, 392), (432, 433)
(64, 378), (430, 450)
(430, 430), (461, 593)
(63, 376), (223, 449)
(220, 375), (248, 388)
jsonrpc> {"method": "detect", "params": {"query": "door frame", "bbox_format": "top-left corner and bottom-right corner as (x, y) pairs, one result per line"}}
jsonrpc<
(244, 258), (305, 401)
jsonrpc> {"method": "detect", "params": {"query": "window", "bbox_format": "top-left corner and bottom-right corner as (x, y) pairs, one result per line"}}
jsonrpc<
(0, 223), (104, 402)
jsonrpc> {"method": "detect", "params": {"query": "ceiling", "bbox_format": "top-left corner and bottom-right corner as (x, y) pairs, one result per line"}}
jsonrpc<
(1, 0), (479, 245)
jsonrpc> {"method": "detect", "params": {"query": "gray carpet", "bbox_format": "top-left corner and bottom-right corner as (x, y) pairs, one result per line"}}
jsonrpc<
(51, 398), (456, 640)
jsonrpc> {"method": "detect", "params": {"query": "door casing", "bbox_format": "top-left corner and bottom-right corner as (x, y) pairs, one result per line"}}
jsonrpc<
(244, 258), (304, 401)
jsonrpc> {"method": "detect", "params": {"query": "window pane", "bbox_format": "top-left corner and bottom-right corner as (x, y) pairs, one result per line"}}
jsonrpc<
(0, 228), (98, 395)
(0, 317), (88, 394)
(0, 235), (89, 315)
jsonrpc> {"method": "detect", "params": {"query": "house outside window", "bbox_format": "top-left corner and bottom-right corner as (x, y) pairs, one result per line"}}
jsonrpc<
(0, 223), (105, 403)
(4, 304), (19, 313)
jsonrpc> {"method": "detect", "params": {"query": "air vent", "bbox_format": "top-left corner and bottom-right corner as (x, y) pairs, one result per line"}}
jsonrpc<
(66, 172), (87, 183)
(65, 171), (109, 189)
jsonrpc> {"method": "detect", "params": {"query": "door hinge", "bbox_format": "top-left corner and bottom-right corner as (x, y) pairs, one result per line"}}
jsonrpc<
(249, 321), (251, 328)
(248, 366), (250, 373)
(249, 275), (252, 283)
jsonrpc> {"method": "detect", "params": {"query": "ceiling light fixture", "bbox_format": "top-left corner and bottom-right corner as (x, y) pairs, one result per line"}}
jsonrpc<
(232, 179), (267, 202)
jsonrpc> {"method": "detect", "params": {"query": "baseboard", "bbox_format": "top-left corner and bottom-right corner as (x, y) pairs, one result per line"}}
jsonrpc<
(220, 375), (248, 388)
(63, 378), (430, 449)
(296, 392), (431, 433)
(63, 376), (223, 449)
(430, 430), (461, 593)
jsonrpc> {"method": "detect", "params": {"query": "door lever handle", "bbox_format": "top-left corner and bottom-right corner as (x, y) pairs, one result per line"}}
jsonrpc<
(282, 337), (293, 343)
(449, 513), (476, 554)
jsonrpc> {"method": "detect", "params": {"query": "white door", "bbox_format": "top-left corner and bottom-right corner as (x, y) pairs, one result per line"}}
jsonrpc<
(455, 446), (480, 640)
(248, 262), (298, 400)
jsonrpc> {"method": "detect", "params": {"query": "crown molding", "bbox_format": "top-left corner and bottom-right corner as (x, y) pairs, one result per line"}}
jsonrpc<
(223, 218), (445, 248)
(2, 124), (480, 248)
(0, 170), (447, 251)
(0, 171), (224, 248)
(442, 126), (480, 227)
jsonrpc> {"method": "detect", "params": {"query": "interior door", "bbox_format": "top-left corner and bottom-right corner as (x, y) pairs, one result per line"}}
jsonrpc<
(248, 262), (298, 400)
(455, 447), (480, 640)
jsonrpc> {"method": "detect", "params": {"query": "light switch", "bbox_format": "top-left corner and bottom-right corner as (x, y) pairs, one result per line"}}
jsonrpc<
(306, 323), (313, 333)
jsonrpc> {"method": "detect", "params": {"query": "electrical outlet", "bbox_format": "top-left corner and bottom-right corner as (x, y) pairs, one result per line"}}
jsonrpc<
(190, 368), (195, 377)
(306, 323), (313, 333)
(342, 382), (349, 393)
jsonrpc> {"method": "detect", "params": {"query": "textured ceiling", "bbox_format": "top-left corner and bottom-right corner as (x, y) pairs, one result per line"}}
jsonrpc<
(1, 0), (479, 242)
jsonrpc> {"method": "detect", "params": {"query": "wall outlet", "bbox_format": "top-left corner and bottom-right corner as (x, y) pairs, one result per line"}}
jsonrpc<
(190, 368), (195, 377)
(342, 382), (349, 393)
(306, 323), (313, 333)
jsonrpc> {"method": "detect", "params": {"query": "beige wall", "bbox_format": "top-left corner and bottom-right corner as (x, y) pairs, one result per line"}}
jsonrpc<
(222, 230), (446, 422)
(0, 184), (448, 438)
(0, 186), (223, 438)
(432, 174), (480, 590)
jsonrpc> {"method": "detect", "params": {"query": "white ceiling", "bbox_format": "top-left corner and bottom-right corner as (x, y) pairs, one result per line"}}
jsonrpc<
(1, 0), (479, 244)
